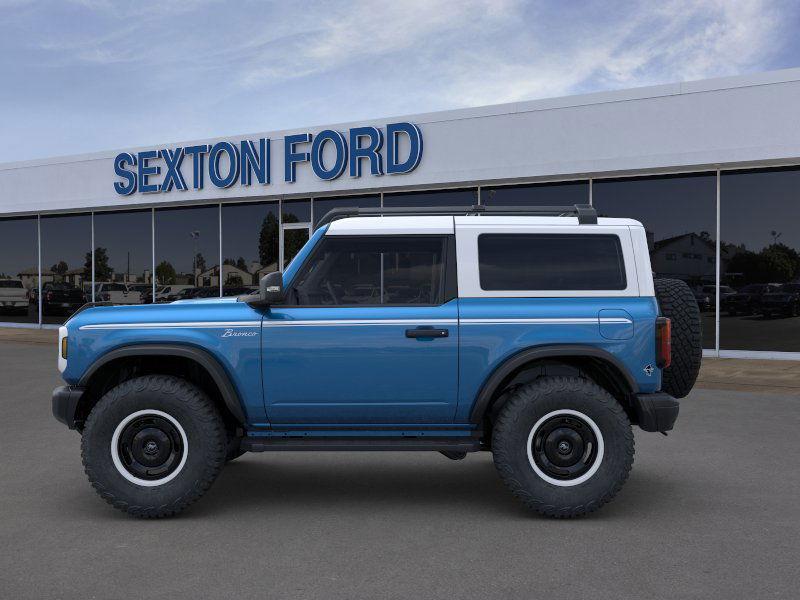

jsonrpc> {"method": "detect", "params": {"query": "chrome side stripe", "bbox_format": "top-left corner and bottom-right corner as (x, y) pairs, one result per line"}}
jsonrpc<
(263, 319), (458, 327)
(460, 317), (632, 325)
(81, 317), (631, 330)
(80, 321), (261, 330)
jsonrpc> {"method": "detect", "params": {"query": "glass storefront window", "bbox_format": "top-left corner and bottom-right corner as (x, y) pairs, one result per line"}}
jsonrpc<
(720, 168), (800, 352)
(482, 181), (589, 206)
(593, 173), (717, 349)
(0, 217), (39, 323)
(282, 199), (311, 224)
(155, 205), (219, 301)
(40, 213), (92, 324)
(93, 210), (153, 304)
(383, 188), (477, 207)
(221, 201), (278, 296)
(313, 195), (380, 226)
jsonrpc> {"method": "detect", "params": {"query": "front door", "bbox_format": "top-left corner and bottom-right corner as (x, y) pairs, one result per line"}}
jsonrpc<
(262, 234), (458, 425)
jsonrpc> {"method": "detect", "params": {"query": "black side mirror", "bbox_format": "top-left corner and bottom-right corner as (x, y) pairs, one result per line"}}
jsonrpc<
(259, 271), (284, 305)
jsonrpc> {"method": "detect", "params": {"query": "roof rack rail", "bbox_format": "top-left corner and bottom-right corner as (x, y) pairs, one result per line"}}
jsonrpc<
(314, 203), (597, 230)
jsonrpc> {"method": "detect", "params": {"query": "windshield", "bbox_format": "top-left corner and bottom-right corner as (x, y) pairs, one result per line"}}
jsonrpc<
(780, 284), (800, 293)
(0, 280), (23, 288)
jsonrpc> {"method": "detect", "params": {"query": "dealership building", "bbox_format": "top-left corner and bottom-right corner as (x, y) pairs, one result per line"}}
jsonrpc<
(1, 68), (800, 359)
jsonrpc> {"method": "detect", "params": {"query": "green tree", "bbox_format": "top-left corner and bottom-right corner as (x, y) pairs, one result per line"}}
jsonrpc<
(84, 247), (113, 282)
(51, 261), (68, 276)
(156, 261), (177, 285)
(194, 253), (207, 273)
(258, 212), (279, 268)
(236, 256), (248, 271)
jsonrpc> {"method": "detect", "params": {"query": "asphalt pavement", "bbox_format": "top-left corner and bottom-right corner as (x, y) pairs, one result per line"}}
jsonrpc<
(1, 341), (799, 599)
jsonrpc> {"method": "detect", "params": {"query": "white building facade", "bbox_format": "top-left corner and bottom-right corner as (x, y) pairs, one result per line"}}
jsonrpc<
(2, 68), (800, 359)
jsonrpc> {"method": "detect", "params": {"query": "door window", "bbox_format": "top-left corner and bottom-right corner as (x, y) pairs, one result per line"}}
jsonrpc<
(289, 236), (448, 306)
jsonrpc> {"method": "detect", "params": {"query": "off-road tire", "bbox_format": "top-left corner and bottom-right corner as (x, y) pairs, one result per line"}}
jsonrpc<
(81, 375), (227, 518)
(492, 376), (634, 518)
(654, 278), (702, 398)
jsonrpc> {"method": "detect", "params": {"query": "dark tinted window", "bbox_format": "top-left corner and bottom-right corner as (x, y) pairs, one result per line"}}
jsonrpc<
(155, 205), (219, 296)
(93, 210), (152, 303)
(40, 213), (91, 324)
(282, 199), (310, 223)
(593, 173), (717, 349)
(0, 217), (38, 323)
(291, 236), (446, 305)
(383, 188), (477, 207)
(313, 195), (380, 226)
(482, 181), (589, 206)
(479, 234), (626, 290)
(221, 201), (278, 296)
(720, 167), (800, 352)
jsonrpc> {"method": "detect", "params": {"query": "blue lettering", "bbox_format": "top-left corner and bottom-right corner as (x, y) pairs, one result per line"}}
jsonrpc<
(240, 138), (269, 186)
(159, 147), (187, 192)
(284, 133), (311, 183)
(311, 130), (347, 181)
(113, 152), (137, 195)
(386, 122), (423, 175)
(349, 127), (384, 177)
(209, 142), (240, 188)
(137, 150), (161, 193)
(183, 145), (210, 190)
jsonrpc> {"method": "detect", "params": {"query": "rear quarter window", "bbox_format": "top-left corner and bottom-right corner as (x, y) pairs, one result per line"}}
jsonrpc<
(478, 233), (627, 291)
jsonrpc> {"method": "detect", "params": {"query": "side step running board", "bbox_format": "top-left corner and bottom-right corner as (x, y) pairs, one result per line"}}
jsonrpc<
(241, 437), (482, 453)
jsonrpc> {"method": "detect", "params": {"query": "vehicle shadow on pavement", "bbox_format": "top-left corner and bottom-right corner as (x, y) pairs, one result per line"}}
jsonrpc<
(55, 452), (681, 522)
(196, 454), (679, 521)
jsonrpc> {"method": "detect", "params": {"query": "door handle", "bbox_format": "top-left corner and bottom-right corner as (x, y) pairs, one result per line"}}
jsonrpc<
(405, 327), (449, 338)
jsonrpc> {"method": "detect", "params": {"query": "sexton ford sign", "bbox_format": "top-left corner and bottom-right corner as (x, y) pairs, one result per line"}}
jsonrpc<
(112, 122), (423, 196)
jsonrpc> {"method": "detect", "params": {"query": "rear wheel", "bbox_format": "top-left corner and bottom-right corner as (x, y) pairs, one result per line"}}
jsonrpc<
(492, 376), (634, 518)
(654, 278), (702, 399)
(81, 374), (227, 518)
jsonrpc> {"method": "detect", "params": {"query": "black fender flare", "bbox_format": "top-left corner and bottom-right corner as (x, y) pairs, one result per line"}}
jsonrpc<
(78, 343), (247, 424)
(469, 344), (639, 424)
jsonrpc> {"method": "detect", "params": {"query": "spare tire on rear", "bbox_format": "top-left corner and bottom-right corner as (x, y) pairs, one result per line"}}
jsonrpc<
(654, 278), (702, 399)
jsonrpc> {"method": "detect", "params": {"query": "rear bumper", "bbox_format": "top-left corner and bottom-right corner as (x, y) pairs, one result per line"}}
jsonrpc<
(634, 392), (679, 433)
(52, 385), (85, 430)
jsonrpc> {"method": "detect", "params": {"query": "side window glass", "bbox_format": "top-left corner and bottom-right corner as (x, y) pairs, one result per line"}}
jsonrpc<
(478, 233), (626, 291)
(292, 236), (446, 305)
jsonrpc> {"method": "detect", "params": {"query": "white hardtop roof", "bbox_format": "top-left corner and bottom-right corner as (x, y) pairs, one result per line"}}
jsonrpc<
(325, 215), (642, 235)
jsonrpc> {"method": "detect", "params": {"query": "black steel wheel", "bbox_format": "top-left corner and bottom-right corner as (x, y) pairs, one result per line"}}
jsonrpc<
(529, 412), (601, 483)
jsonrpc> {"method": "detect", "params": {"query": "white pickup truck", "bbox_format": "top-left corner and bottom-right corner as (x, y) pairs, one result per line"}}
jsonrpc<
(93, 282), (142, 305)
(0, 279), (29, 314)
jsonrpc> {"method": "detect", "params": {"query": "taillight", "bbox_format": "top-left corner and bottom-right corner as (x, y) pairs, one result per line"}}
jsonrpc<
(656, 317), (671, 369)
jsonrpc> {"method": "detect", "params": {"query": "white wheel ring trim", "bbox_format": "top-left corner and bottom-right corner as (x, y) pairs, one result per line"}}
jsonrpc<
(110, 409), (189, 487)
(526, 409), (604, 487)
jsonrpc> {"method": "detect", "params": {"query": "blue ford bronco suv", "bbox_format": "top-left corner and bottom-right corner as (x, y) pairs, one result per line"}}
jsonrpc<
(52, 204), (701, 518)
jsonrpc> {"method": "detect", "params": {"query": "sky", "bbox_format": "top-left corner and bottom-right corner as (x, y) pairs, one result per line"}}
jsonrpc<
(1, 0), (799, 163)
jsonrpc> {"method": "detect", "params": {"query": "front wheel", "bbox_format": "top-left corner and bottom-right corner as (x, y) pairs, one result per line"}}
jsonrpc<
(492, 376), (634, 518)
(81, 375), (227, 518)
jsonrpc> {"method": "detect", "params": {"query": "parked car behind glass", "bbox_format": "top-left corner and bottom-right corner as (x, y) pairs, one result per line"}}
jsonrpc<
(722, 283), (781, 316)
(0, 279), (29, 314)
(760, 283), (800, 318)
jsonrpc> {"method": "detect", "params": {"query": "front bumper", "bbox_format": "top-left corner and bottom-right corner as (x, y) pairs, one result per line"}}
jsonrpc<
(52, 385), (86, 430)
(634, 392), (679, 433)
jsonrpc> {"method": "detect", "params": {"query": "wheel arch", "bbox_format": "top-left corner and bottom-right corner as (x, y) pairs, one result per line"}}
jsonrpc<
(469, 344), (639, 426)
(76, 344), (247, 430)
